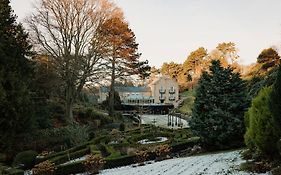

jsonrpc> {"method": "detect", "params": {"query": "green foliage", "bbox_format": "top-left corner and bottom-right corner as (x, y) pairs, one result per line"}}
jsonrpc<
(102, 91), (122, 111)
(35, 142), (92, 164)
(190, 60), (249, 149)
(55, 161), (85, 175)
(178, 96), (195, 116)
(270, 64), (281, 136)
(246, 66), (278, 98)
(33, 125), (90, 151)
(13, 150), (38, 169)
(49, 148), (90, 165)
(0, 0), (35, 150)
(0, 164), (24, 175)
(104, 155), (136, 169)
(119, 123), (125, 132)
(245, 86), (279, 157)
(170, 137), (200, 153)
(64, 124), (89, 147)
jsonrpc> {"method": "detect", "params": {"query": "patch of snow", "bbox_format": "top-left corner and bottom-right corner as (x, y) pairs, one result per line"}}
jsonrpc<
(61, 155), (87, 165)
(141, 115), (189, 129)
(138, 137), (168, 145)
(100, 150), (269, 175)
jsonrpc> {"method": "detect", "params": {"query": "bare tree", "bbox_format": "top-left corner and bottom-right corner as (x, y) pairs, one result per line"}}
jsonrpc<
(26, 0), (122, 122)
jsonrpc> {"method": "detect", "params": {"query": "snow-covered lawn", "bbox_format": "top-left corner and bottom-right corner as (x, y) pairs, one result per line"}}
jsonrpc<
(100, 150), (269, 175)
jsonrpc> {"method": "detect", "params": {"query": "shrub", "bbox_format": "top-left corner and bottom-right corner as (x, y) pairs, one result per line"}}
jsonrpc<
(104, 155), (136, 169)
(0, 153), (6, 163)
(245, 86), (279, 157)
(171, 137), (200, 153)
(119, 123), (125, 132)
(32, 160), (56, 175)
(13, 150), (38, 169)
(64, 124), (90, 147)
(154, 145), (171, 159)
(49, 148), (90, 165)
(135, 150), (148, 165)
(83, 154), (105, 174)
(97, 144), (110, 157)
(55, 161), (85, 175)
(35, 142), (91, 163)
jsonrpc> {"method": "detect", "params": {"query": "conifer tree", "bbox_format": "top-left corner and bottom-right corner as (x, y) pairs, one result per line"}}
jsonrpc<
(270, 63), (281, 135)
(190, 60), (249, 149)
(245, 86), (279, 157)
(0, 0), (34, 149)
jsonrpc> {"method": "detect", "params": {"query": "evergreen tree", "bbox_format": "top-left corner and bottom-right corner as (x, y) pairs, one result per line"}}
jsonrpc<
(270, 63), (281, 135)
(190, 60), (249, 149)
(0, 0), (34, 149)
(245, 86), (279, 157)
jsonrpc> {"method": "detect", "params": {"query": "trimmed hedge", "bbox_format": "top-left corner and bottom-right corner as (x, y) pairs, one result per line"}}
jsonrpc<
(0, 165), (24, 175)
(55, 160), (85, 175)
(36, 141), (92, 163)
(104, 155), (136, 169)
(171, 137), (200, 153)
(49, 147), (90, 165)
(13, 150), (38, 169)
(54, 155), (137, 174)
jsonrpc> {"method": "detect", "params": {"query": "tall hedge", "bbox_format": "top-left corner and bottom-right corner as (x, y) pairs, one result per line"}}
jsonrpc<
(270, 64), (281, 136)
(245, 86), (279, 157)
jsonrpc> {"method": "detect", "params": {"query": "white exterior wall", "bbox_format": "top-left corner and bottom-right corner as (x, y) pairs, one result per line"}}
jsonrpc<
(150, 76), (179, 105)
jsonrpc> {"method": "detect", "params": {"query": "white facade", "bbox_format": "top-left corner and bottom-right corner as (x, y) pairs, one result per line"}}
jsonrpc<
(98, 75), (179, 106)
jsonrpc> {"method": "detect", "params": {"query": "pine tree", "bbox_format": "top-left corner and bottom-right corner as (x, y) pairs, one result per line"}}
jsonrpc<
(0, 0), (34, 149)
(190, 60), (249, 149)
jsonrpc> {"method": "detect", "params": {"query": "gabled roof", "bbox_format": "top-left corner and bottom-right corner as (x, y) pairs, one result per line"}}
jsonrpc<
(100, 86), (151, 93)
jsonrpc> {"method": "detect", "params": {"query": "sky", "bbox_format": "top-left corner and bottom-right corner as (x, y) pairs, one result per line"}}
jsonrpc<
(10, 0), (281, 68)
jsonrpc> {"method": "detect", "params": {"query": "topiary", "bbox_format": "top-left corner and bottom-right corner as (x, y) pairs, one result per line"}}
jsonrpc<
(13, 150), (38, 169)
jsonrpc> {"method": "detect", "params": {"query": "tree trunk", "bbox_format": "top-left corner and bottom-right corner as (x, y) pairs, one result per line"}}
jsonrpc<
(66, 84), (74, 122)
(109, 59), (116, 116)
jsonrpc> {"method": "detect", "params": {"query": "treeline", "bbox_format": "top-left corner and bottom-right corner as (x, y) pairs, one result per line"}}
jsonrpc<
(158, 42), (280, 93)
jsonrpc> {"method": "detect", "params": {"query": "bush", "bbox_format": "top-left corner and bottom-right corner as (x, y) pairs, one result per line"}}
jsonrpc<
(104, 155), (136, 169)
(49, 148), (90, 165)
(35, 124), (90, 151)
(154, 145), (171, 159)
(245, 86), (279, 157)
(97, 144), (110, 157)
(35, 141), (93, 164)
(0, 153), (6, 163)
(64, 124), (90, 147)
(13, 150), (38, 169)
(135, 150), (148, 164)
(55, 161), (85, 175)
(32, 160), (56, 175)
(83, 154), (105, 174)
(171, 137), (200, 153)
(119, 123), (125, 132)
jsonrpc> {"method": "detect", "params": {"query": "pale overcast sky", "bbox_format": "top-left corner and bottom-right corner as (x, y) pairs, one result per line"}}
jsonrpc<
(10, 0), (281, 67)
